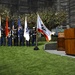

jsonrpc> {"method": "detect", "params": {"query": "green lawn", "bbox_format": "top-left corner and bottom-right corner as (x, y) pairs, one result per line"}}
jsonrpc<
(0, 42), (75, 75)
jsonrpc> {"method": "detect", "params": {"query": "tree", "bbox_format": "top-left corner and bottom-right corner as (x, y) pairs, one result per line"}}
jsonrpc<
(0, 6), (67, 30)
(26, 9), (67, 30)
(38, 10), (67, 30)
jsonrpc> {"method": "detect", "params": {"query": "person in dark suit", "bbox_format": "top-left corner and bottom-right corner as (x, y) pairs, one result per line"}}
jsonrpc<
(14, 28), (18, 46)
(7, 28), (12, 46)
(1, 26), (6, 46)
(19, 26), (24, 46)
(32, 27), (36, 46)
(0, 25), (1, 46)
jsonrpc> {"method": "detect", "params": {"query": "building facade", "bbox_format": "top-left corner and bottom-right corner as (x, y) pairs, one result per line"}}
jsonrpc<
(57, 0), (69, 26)
(57, 0), (75, 28)
(0, 0), (54, 14)
(69, 0), (75, 27)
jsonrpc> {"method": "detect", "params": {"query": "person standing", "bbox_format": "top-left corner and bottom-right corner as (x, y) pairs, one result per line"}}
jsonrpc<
(0, 26), (1, 46)
(19, 26), (24, 46)
(1, 26), (6, 46)
(7, 27), (12, 46)
(32, 27), (36, 46)
(14, 28), (18, 46)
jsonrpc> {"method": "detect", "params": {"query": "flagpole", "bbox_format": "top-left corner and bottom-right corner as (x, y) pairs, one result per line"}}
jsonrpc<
(34, 13), (39, 50)
(34, 28), (39, 50)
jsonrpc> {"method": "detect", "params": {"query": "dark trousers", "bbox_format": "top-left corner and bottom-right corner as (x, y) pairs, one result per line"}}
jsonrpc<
(0, 37), (1, 46)
(32, 38), (36, 46)
(20, 36), (24, 46)
(14, 36), (18, 46)
(1, 36), (6, 46)
(8, 37), (12, 46)
(26, 40), (30, 46)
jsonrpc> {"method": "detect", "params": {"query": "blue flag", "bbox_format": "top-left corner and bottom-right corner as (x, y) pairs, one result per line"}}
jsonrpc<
(18, 18), (22, 37)
(18, 18), (21, 27)
(12, 20), (14, 30)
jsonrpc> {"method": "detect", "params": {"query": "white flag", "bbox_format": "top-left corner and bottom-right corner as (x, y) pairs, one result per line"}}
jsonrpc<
(24, 16), (30, 41)
(37, 14), (52, 41)
(0, 16), (1, 37)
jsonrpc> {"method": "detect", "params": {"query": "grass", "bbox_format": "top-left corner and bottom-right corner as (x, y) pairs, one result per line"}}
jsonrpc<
(0, 42), (75, 75)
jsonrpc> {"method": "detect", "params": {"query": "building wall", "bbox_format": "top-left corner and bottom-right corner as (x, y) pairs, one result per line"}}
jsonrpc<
(57, 0), (75, 28)
(69, 0), (75, 27)
(0, 0), (54, 14)
(57, 0), (69, 25)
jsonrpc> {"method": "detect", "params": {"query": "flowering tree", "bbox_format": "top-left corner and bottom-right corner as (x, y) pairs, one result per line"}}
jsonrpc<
(27, 10), (67, 30)
(0, 6), (67, 30)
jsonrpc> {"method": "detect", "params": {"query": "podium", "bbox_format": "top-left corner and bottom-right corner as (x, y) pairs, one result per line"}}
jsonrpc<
(57, 32), (65, 51)
(64, 28), (75, 55)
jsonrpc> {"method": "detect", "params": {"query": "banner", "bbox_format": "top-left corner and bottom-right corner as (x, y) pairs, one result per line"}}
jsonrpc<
(5, 17), (9, 37)
(24, 16), (30, 41)
(18, 18), (22, 37)
(37, 14), (52, 41)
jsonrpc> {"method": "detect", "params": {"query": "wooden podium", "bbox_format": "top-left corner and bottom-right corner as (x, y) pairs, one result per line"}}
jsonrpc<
(64, 28), (75, 55)
(57, 32), (65, 51)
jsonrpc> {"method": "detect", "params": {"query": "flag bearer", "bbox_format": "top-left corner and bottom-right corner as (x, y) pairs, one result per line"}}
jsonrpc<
(32, 27), (36, 46)
(19, 26), (24, 46)
(1, 26), (6, 46)
(14, 28), (18, 46)
(7, 27), (12, 46)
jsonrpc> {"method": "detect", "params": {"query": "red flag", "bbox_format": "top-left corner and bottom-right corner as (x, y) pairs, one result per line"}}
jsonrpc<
(5, 17), (10, 37)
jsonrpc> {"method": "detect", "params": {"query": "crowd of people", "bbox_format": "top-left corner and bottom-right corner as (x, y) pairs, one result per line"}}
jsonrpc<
(0, 26), (36, 46)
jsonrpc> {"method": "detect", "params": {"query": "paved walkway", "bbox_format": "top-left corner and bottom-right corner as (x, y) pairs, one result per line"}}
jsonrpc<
(45, 50), (75, 58)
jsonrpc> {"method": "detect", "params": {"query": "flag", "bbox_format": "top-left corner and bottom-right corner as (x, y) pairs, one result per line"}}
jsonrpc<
(5, 17), (10, 37)
(18, 18), (21, 26)
(12, 20), (14, 30)
(0, 16), (1, 37)
(12, 20), (14, 37)
(18, 18), (22, 37)
(18, 18), (21, 30)
(37, 14), (52, 41)
(24, 16), (30, 41)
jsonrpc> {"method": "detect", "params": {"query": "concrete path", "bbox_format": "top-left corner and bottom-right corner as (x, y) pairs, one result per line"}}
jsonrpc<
(45, 50), (75, 58)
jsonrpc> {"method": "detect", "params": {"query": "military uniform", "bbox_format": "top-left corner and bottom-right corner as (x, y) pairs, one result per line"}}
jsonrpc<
(0, 27), (1, 46)
(1, 27), (6, 46)
(32, 27), (36, 46)
(8, 30), (12, 46)
(14, 29), (18, 46)
(19, 28), (24, 46)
